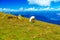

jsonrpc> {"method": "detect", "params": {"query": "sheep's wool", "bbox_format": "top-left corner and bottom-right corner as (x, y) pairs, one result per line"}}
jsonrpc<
(29, 16), (35, 22)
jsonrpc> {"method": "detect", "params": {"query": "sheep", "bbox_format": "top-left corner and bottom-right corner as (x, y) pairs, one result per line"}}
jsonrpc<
(29, 16), (35, 23)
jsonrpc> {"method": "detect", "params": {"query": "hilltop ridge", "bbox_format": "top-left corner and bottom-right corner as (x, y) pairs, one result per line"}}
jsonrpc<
(0, 12), (60, 40)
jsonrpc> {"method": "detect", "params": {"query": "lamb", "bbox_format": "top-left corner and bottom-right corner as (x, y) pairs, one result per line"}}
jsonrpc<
(29, 16), (35, 23)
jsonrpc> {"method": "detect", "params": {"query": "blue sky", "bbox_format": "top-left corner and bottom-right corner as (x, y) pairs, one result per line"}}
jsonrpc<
(0, 0), (60, 11)
(0, 0), (28, 9)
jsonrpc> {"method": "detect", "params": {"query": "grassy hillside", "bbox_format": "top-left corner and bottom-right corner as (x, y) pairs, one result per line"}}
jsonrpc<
(0, 12), (60, 40)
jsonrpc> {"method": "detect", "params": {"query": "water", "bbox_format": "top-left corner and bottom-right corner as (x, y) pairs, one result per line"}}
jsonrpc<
(5, 11), (60, 25)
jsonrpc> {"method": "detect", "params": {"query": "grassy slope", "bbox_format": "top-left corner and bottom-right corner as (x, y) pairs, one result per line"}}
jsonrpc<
(0, 12), (60, 40)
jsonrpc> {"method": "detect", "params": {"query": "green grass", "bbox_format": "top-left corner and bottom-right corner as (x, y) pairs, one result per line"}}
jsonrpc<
(0, 12), (60, 40)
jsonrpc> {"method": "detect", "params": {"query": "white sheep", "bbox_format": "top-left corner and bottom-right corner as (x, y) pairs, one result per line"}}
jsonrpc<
(29, 16), (35, 23)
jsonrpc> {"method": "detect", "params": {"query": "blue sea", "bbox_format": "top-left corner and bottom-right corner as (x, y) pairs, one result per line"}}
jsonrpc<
(5, 11), (60, 25)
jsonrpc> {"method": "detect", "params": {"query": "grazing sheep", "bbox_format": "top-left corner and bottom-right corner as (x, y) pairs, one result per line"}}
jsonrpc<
(29, 16), (35, 23)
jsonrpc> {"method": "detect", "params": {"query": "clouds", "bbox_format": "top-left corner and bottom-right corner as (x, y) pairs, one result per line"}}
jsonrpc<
(0, 7), (60, 12)
(24, 7), (38, 11)
(0, 8), (18, 12)
(23, 7), (60, 11)
(19, 8), (23, 10)
(27, 0), (60, 6)
(51, 0), (60, 2)
(0, 8), (3, 12)
(27, 0), (50, 6)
